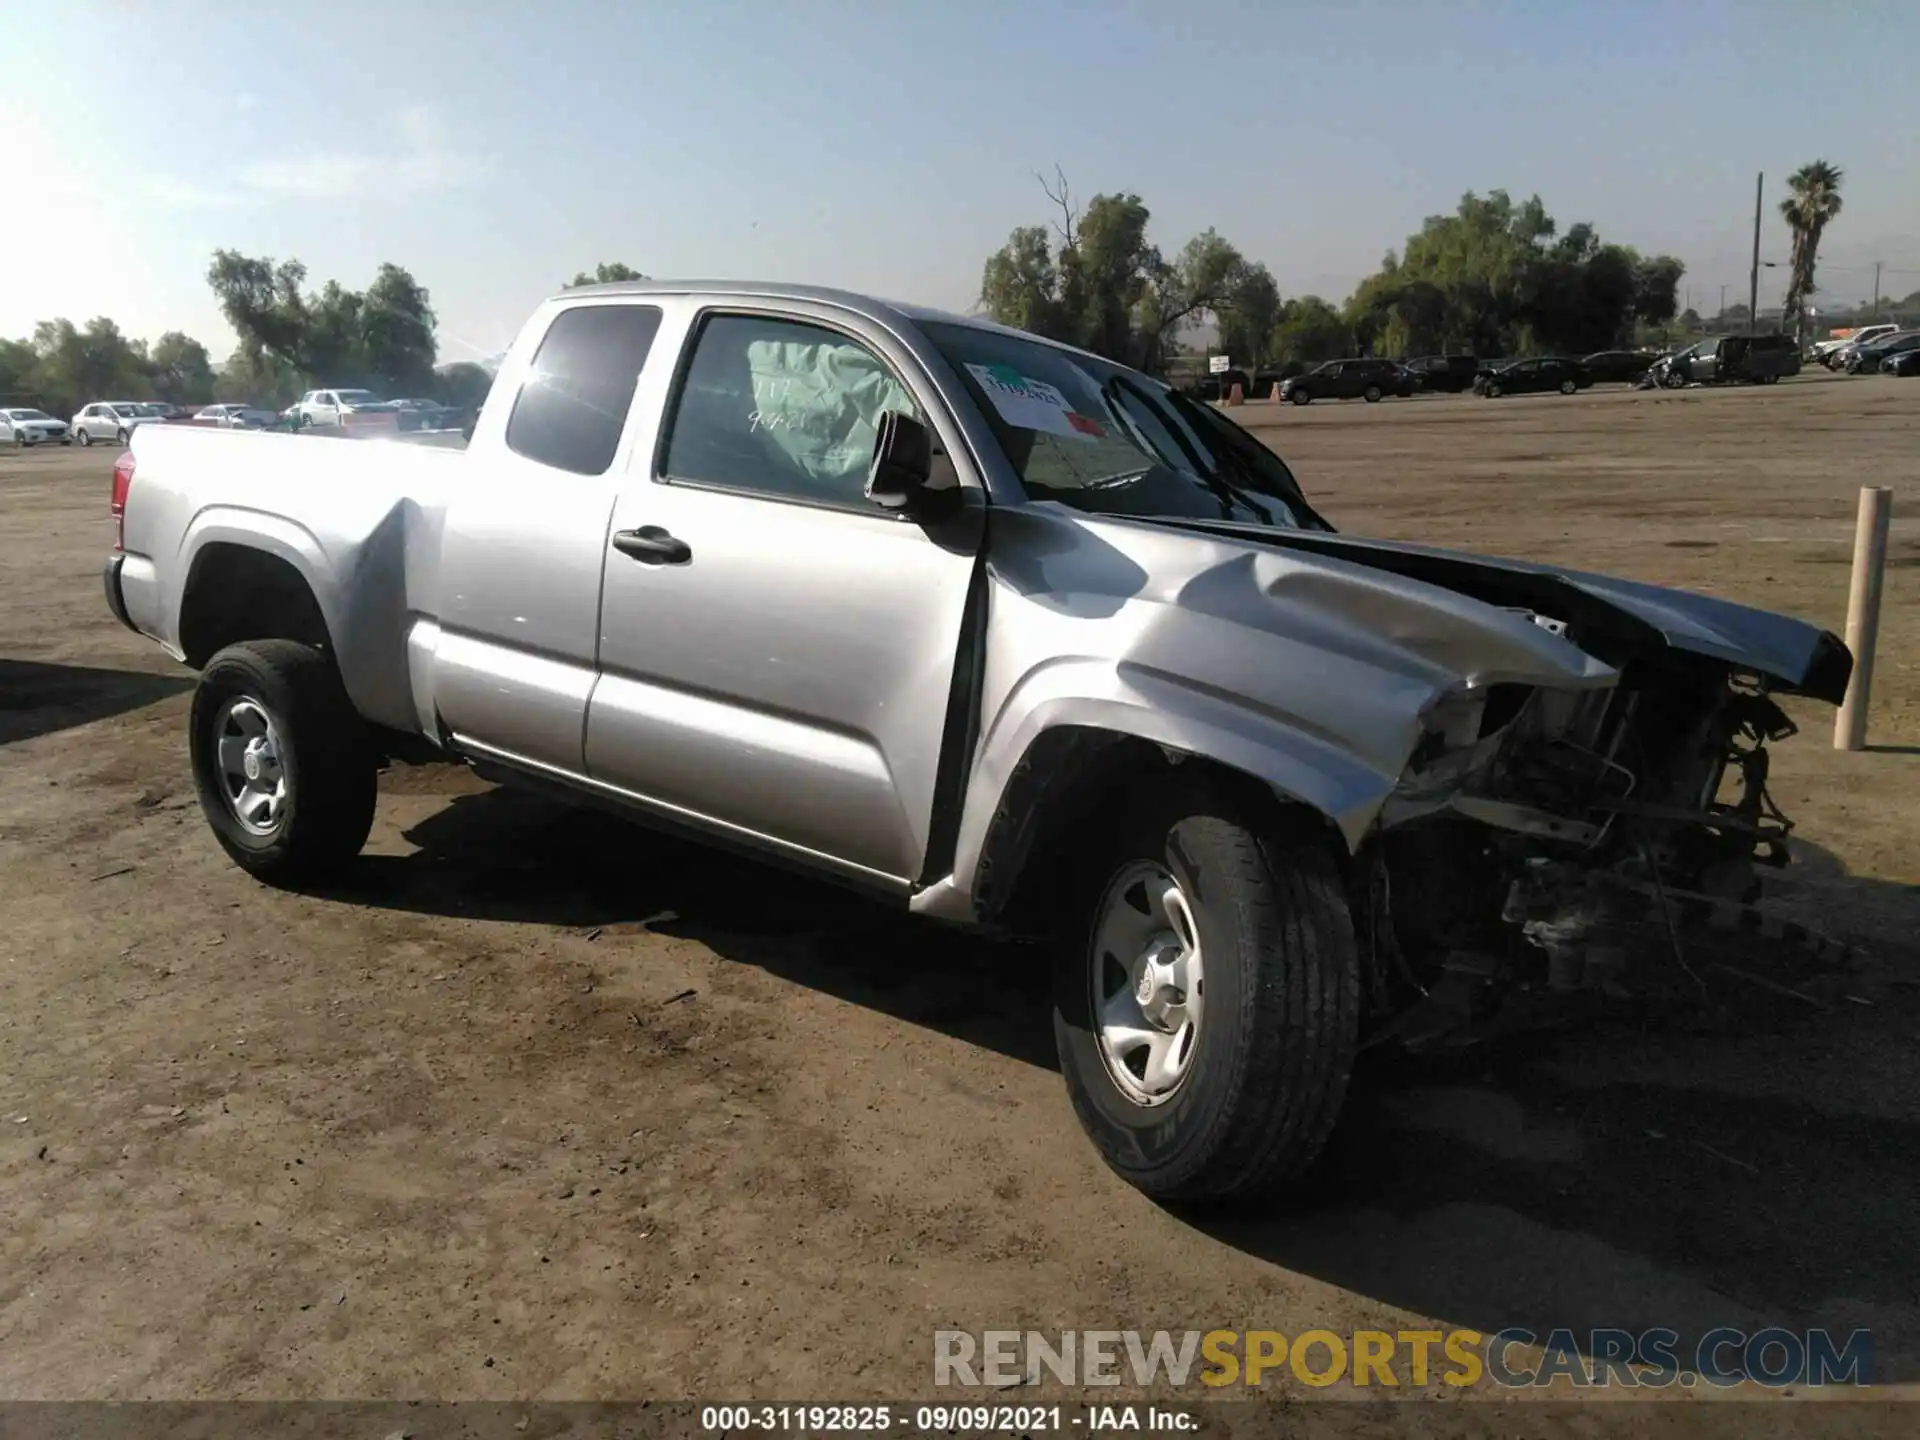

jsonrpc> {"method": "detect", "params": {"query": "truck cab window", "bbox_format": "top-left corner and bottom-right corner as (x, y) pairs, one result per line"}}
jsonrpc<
(506, 303), (664, 476)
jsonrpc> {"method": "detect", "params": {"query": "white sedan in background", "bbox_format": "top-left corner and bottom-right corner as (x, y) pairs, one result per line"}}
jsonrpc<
(69, 401), (167, 447)
(290, 388), (391, 427)
(1, 407), (71, 445)
(195, 404), (281, 429)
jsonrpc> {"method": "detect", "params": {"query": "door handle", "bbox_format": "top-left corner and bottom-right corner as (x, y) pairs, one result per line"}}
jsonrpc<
(612, 526), (692, 565)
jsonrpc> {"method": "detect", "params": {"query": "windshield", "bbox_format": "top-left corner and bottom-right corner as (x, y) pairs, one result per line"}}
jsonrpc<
(335, 390), (379, 404)
(8, 409), (51, 421)
(922, 321), (1328, 530)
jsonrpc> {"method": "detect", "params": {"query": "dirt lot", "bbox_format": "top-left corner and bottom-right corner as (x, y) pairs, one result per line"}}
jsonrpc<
(2, 376), (1917, 1408)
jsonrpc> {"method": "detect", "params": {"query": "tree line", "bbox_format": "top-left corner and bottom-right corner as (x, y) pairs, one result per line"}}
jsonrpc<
(0, 255), (646, 418)
(979, 159), (1852, 373)
(980, 179), (1685, 374)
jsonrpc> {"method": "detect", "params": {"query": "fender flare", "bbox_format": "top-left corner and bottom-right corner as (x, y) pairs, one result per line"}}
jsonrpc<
(176, 509), (339, 650)
(948, 659), (1403, 905)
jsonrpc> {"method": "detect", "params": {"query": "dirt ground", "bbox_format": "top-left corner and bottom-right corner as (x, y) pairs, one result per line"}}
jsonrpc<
(2, 375), (1917, 1411)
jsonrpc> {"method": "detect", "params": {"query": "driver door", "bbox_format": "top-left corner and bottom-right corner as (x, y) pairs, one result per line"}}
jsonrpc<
(586, 303), (983, 888)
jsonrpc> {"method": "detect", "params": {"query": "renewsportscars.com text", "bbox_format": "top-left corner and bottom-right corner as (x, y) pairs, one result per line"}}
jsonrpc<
(933, 1327), (1872, 1389)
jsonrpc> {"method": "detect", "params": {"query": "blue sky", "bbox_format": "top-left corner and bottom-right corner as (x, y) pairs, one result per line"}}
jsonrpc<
(6, 0), (1917, 360)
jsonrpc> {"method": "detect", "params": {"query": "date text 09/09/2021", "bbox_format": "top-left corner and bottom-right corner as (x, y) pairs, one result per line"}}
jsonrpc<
(698, 1405), (1195, 1433)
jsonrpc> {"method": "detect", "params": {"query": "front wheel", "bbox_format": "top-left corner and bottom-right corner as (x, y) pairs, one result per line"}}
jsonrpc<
(1484, 383), (1502, 398)
(76, 429), (92, 447)
(115, 428), (129, 446)
(1288, 390), (1311, 406)
(1053, 780), (1360, 1203)
(189, 639), (378, 885)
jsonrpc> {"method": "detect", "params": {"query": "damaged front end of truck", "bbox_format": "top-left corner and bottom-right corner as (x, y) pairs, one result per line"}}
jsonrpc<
(1306, 539), (1859, 1050)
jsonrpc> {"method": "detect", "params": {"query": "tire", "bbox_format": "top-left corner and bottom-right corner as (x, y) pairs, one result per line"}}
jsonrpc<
(1289, 389), (1311, 406)
(1485, 383), (1502, 398)
(1559, 378), (1577, 395)
(189, 639), (377, 885)
(76, 429), (92, 447)
(1363, 384), (1382, 403)
(115, 428), (129, 446)
(1053, 777), (1360, 1203)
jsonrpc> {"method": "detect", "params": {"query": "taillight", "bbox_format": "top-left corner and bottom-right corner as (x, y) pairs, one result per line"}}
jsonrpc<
(110, 451), (135, 553)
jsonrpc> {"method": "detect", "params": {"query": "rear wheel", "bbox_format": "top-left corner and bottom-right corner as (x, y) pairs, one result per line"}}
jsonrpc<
(1363, 384), (1383, 403)
(189, 639), (377, 885)
(1053, 778), (1360, 1203)
(1559, 378), (1577, 395)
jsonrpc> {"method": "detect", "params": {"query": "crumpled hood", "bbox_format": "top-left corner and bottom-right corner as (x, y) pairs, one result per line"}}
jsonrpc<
(1170, 523), (1854, 704)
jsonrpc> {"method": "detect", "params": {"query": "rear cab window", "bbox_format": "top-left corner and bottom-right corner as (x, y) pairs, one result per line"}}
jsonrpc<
(506, 303), (664, 476)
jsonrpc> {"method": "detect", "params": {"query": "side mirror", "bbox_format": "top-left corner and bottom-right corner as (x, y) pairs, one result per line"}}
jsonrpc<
(865, 411), (959, 521)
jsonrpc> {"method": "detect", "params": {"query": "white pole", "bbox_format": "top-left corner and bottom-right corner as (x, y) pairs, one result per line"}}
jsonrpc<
(1834, 486), (1893, 751)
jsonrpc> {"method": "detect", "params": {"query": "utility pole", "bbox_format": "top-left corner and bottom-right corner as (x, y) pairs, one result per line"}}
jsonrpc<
(1719, 284), (1728, 319)
(1871, 261), (1882, 318)
(1748, 171), (1763, 335)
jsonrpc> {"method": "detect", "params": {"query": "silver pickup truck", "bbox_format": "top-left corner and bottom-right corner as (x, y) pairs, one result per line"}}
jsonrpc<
(102, 280), (1852, 1202)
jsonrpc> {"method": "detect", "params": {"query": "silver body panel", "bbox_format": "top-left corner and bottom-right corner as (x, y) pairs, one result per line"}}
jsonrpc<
(115, 280), (1849, 920)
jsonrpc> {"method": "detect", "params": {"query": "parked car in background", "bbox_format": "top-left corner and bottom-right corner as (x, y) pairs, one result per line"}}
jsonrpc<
(144, 403), (184, 419)
(194, 404), (282, 429)
(70, 401), (168, 446)
(1, 407), (71, 445)
(1191, 369), (1251, 402)
(1580, 350), (1659, 385)
(1277, 357), (1416, 405)
(1812, 323), (1899, 367)
(1401, 355), (1481, 393)
(1473, 356), (1592, 397)
(290, 389), (393, 427)
(1252, 364), (1305, 398)
(1842, 330), (1920, 374)
(1650, 335), (1800, 387)
(1886, 348), (1920, 377)
(390, 399), (465, 432)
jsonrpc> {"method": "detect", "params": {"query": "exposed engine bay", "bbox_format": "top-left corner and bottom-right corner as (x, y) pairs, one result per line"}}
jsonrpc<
(1360, 606), (1842, 1049)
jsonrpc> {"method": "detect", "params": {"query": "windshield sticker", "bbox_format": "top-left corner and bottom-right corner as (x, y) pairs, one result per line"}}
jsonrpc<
(966, 363), (1097, 442)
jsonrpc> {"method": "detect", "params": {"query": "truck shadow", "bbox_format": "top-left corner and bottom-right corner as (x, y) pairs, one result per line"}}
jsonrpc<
(350, 782), (1062, 1068)
(0, 659), (192, 746)
(347, 779), (1920, 1381)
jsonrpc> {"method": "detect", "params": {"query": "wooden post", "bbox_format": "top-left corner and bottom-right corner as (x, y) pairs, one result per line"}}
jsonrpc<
(1834, 485), (1893, 751)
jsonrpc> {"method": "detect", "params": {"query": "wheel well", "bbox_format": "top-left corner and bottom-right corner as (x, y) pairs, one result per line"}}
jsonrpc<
(179, 544), (332, 668)
(973, 726), (1334, 937)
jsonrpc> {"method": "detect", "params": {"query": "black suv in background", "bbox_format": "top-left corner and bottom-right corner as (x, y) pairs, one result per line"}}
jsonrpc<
(1277, 357), (1417, 405)
(1650, 335), (1801, 387)
(1402, 355), (1480, 393)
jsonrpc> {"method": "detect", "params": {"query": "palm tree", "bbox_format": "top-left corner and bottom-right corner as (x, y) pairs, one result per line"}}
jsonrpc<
(1779, 161), (1844, 343)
